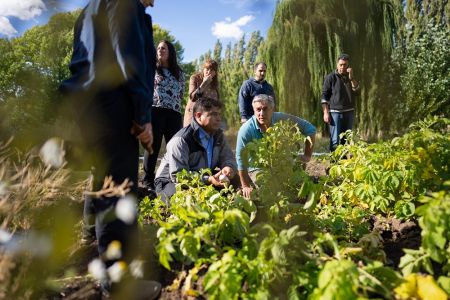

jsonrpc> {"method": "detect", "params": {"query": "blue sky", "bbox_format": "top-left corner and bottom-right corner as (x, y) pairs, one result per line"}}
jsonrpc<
(0, 0), (277, 62)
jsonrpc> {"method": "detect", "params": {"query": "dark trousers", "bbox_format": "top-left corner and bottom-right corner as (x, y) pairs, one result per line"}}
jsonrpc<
(329, 110), (355, 152)
(80, 88), (139, 264)
(154, 178), (176, 205)
(143, 107), (182, 187)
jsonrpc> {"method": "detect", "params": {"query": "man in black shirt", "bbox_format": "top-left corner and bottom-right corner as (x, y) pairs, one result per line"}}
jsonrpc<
(321, 54), (360, 152)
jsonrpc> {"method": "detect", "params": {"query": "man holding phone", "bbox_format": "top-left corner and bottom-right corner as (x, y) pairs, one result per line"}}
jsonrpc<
(321, 53), (360, 152)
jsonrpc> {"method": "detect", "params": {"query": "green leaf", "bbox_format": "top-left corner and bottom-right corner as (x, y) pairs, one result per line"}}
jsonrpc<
(304, 191), (317, 210)
(180, 233), (200, 259)
(437, 276), (450, 295)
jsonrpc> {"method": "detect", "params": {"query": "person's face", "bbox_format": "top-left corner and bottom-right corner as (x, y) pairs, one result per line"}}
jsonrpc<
(140, 0), (154, 7)
(254, 64), (267, 81)
(157, 42), (169, 63)
(196, 107), (222, 134)
(252, 101), (273, 128)
(203, 67), (216, 78)
(337, 59), (349, 75)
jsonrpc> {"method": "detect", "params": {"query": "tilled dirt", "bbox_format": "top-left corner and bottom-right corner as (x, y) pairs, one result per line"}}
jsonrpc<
(372, 216), (421, 267)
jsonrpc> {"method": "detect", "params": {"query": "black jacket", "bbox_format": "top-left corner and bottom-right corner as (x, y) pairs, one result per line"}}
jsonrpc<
(321, 71), (359, 111)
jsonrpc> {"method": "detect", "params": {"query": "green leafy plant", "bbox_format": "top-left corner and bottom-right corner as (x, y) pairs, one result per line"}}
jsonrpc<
(400, 183), (450, 281)
(325, 117), (450, 218)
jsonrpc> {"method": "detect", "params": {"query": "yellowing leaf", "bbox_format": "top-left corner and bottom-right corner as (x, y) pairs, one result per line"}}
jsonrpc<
(417, 275), (448, 300)
(394, 274), (449, 300)
(394, 274), (418, 299)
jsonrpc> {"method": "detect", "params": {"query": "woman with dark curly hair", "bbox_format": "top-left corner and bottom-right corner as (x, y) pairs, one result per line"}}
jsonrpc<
(183, 59), (219, 127)
(143, 40), (185, 190)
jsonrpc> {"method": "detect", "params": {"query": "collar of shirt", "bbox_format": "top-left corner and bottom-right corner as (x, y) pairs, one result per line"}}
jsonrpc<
(198, 127), (212, 143)
(251, 77), (266, 84)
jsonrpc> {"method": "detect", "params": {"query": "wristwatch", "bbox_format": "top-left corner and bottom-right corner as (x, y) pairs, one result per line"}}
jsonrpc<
(201, 174), (210, 184)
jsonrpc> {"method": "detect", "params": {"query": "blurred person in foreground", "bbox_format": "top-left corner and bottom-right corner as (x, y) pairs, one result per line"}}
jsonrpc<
(183, 59), (220, 127)
(60, 0), (160, 298)
(321, 53), (360, 152)
(155, 97), (238, 203)
(236, 94), (317, 199)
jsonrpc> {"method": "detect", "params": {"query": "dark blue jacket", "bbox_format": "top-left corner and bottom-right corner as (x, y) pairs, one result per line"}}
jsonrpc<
(60, 0), (156, 125)
(238, 78), (275, 120)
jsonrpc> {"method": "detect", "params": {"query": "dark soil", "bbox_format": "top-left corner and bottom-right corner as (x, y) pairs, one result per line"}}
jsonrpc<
(372, 216), (421, 267)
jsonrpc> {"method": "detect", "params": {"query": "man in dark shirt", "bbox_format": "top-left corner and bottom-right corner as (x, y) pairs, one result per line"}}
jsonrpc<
(321, 54), (360, 151)
(238, 62), (275, 124)
(60, 0), (160, 297)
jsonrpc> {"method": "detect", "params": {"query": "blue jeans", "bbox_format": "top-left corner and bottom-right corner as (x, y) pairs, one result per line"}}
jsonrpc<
(329, 111), (354, 151)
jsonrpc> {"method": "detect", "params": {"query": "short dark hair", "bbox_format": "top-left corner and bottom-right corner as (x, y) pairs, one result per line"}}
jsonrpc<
(254, 62), (267, 71)
(193, 97), (222, 115)
(338, 53), (350, 61)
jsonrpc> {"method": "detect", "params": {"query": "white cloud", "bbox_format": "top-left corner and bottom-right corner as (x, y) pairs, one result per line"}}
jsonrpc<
(0, 0), (46, 36)
(212, 15), (255, 39)
(0, 16), (16, 36)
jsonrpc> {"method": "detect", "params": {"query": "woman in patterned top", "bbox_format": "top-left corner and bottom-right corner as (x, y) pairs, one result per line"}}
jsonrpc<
(183, 59), (219, 126)
(143, 40), (185, 190)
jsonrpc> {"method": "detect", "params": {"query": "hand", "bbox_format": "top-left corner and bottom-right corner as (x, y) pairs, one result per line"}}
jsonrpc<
(131, 122), (153, 154)
(347, 67), (353, 80)
(208, 174), (224, 187)
(202, 73), (214, 86)
(241, 186), (253, 199)
(300, 154), (311, 163)
(300, 154), (311, 169)
(220, 166), (234, 178)
(323, 113), (330, 124)
(240, 118), (248, 124)
(140, 0), (154, 7)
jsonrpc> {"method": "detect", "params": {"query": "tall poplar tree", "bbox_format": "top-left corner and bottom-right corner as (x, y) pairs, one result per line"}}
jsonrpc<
(243, 31), (263, 76)
(213, 40), (223, 64)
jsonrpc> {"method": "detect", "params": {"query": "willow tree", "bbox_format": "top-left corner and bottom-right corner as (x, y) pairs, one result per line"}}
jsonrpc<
(258, 0), (401, 138)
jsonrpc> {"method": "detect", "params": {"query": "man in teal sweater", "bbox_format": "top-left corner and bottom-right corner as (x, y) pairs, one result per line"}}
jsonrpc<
(236, 94), (317, 198)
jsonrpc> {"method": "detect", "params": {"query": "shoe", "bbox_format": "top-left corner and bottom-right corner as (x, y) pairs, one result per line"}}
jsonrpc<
(147, 188), (157, 200)
(137, 185), (157, 200)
